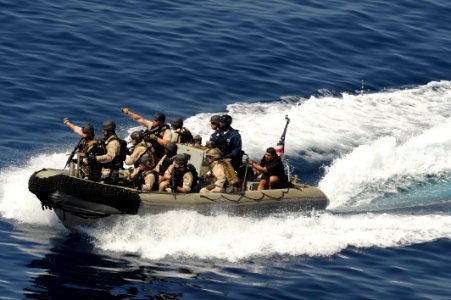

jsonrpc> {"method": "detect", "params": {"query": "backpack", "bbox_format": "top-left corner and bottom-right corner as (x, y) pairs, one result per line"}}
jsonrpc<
(118, 138), (128, 162)
(220, 159), (239, 186)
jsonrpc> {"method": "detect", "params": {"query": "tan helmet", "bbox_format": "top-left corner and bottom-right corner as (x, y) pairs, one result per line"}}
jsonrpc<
(206, 148), (223, 159)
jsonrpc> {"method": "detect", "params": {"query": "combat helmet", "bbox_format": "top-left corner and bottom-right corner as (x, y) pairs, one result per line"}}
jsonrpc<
(130, 130), (143, 143)
(153, 112), (166, 122)
(164, 142), (177, 156)
(102, 120), (116, 132)
(206, 148), (223, 159)
(174, 153), (188, 166)
(219, 115), (232, 125)
(138, 154), (151, 168)
(81, 123), (95, 137)
(170, 117), (183, 129)
(210, 115), (220, 125)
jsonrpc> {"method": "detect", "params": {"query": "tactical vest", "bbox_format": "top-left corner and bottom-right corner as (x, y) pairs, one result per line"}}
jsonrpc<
(147, 124), (170, 159)
(132, 144), (155, 168)
(77, 139), (101, 181)
(99, 134), (126, 169)
(78, 139), (99, 157)
(171, 165), (197, 191)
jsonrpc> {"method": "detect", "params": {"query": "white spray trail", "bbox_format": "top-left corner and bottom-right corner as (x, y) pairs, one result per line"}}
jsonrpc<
(185, 80), (451, 162)
(319, 120), (451, 209)
(0, 152), (65, 226)
(88, 210), (451, 261)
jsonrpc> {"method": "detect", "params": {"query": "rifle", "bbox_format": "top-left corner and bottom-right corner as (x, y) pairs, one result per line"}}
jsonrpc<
(132, 169), (143, 189)
(143, 126), (161, 143)
(64, 138), (83, 169)
(171, 167), (177, 199)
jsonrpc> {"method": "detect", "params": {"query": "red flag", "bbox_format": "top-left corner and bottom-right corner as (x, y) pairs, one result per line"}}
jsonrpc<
(276, 115), (290, 159)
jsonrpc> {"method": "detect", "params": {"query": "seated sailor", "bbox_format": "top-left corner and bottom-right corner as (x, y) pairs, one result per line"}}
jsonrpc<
(142, 142), (178, 191)
(128, 155), (154, 191)
(159, 154), (195, 193)
(246, 147), (288, 190)
(200, 148), (237, 193)
(123, 130), (156, 184)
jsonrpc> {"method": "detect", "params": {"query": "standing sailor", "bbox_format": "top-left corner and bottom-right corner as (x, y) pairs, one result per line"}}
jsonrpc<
(215, 114), (243, 172)
(63, 117), (101, 181)
(92, 120), (123, 184)
(208, 115), (222, 147)
(121, 108), (172, 161)
(170, 117), (193, 144)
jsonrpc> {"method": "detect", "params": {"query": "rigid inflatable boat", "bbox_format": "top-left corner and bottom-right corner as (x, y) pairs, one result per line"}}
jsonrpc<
(28, 129), (329, 229)
(28, 165), (329, 229)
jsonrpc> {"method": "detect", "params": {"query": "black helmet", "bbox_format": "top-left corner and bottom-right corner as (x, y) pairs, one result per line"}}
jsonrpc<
(220, 114), (232, 125)
(81, 123), (94, 137)
(170, 117), (183, 128)
(138, 155), (151, 168)
(164, 142), (177, 155)
(210, 115), (220, 125)
(130, 130), (143, 142)
(174, 153), (188, 166)
(153, 112), (166, 122)
(193, 135), (202, 141)
(102, 120), (116, 132)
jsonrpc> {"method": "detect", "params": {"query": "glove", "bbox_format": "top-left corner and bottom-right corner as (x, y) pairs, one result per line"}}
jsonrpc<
(121, 107), (129, 114)
(206, 184), (216, 191)
(148, 134), (156, 140)
(64, 117), (69, 125)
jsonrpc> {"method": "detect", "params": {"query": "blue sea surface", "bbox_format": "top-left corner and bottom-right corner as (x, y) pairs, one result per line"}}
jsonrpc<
(1, 0), (451, 299)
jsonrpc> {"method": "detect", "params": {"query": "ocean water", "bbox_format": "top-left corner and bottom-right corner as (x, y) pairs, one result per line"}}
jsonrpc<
(1, 0), (451, 299)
